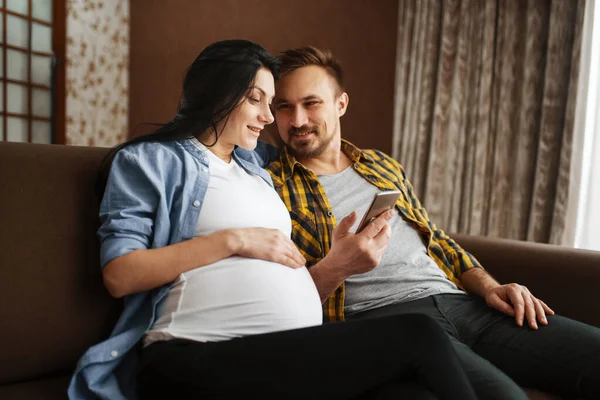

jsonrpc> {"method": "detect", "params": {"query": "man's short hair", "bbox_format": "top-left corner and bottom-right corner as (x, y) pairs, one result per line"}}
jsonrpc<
(279, 46), (344, 94)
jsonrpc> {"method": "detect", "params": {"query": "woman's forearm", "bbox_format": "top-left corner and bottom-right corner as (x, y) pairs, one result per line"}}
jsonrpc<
(102, 229), (242, 298)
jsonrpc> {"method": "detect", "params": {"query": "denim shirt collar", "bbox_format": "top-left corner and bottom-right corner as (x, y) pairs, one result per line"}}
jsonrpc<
(179, 138), (273, 187)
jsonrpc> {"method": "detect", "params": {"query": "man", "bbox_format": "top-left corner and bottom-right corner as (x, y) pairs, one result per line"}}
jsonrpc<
(266, 46), (600, 399)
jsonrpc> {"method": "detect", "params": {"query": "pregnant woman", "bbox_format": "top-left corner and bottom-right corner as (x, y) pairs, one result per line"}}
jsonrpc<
(68, 40), (478, 400)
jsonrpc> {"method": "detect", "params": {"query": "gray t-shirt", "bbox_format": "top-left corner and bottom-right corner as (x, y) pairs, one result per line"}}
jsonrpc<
(318, 167), (464, 316)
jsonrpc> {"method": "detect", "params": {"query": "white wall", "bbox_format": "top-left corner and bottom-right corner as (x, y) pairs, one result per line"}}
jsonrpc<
(571, 0), (600, 251)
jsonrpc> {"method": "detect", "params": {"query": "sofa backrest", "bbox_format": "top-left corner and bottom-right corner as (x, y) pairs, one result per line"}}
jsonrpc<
(0, 142), (121, 385)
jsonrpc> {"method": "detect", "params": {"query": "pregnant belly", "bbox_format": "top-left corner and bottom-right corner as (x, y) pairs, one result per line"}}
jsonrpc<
(150, 257), (323, 342)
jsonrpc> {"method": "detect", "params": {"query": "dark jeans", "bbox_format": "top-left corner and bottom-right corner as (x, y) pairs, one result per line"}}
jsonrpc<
(349, 293), (600, 400)
(137, 313), (477, 400)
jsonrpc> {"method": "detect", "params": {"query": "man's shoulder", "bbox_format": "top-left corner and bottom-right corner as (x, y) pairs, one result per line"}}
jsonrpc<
(265, 154), (283, 172)
(264, 146), (286, 173)
(362, 148), (389, 160)
(361, 148), (402, 168)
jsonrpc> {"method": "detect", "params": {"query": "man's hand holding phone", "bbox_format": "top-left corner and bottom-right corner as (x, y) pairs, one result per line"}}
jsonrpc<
(356, 191), (401, 233)
(323, 191), (399, 279)
(310, 203), (396, 302)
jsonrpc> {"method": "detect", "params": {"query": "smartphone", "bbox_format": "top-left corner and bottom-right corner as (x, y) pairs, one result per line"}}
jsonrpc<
(355, 190), (401, 233)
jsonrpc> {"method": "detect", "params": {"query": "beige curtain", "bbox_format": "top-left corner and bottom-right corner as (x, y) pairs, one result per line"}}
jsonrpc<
(393, 0), (585, 244)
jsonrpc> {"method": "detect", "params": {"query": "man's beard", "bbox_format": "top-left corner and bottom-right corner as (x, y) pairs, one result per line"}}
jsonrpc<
(287, 124), (335, 159)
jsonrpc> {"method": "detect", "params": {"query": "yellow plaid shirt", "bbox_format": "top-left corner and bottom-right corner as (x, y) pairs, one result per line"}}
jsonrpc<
(266, 139), (482, 322)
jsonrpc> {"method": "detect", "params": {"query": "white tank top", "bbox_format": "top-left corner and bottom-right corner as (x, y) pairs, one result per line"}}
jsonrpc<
(145, 141), (322, 344)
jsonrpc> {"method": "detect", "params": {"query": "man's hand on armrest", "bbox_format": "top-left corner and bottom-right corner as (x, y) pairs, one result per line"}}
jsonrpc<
(308, 210), (393, 302)
(460, 267), (555, 330)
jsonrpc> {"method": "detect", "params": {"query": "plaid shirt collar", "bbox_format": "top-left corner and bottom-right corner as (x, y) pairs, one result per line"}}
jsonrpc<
(273, 139), (375, 186)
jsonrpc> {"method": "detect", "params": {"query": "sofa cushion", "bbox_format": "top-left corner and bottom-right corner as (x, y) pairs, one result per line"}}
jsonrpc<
(0, 142), (121, 384)
(452, 233), (600, 328)
(0, 374), (70, 400)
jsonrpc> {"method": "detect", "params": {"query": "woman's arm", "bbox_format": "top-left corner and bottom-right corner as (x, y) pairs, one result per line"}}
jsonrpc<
(103, 227), (306, 298)
(99, 146), (305, 298)
(103, 229), (236, 298)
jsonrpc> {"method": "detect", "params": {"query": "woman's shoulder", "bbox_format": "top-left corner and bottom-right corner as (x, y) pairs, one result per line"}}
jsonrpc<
(117, 140), (194, 170)
(110, 141), (189, 185)
(117, 140), (184, 160)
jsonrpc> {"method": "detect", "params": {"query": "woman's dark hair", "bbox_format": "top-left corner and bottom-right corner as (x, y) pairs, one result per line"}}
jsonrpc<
(96, 39), (280, 199)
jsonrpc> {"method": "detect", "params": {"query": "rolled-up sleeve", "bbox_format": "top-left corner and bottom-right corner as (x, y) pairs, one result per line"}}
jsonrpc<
(98, 150), (159, 269)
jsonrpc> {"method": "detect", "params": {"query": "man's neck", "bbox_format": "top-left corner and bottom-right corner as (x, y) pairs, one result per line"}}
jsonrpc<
(295, 141), (353, 176)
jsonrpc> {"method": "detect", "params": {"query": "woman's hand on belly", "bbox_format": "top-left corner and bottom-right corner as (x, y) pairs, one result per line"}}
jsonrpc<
(226, 228), (306, 269)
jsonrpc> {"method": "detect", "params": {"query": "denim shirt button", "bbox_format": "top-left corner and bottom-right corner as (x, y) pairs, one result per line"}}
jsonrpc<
(110, 350), (119, 357)
(193, 200), (200, 207)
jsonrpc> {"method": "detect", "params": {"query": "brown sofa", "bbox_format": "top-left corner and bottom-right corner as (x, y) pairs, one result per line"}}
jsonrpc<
(0, 141), (598, 400)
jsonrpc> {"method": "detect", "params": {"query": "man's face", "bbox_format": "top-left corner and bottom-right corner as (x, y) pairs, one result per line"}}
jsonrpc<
(274, 66), (348, 159)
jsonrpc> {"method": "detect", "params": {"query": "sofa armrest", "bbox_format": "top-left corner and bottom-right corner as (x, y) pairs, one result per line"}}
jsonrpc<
(451, 233), (600, 328)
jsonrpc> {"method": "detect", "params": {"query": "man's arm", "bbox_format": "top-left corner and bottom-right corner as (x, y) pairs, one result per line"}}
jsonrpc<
(308, 210), (394, 302)
(383, 152), (555, 329)
(459, 265), (500, 298)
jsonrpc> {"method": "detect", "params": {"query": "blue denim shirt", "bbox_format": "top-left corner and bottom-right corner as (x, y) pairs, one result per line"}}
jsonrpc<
(68, 138), (278, 399)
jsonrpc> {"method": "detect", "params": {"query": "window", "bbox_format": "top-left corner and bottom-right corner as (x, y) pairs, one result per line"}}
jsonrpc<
(1, 0), (65, 144)
(564, 0), (600, 251)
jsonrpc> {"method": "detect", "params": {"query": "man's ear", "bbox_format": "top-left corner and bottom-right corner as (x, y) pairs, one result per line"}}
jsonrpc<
(337, 92), (349, 117)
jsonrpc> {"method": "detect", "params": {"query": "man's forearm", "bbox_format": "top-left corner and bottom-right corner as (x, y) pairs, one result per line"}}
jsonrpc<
(308, 258), (349, 303)
(459, 267), (501, 298)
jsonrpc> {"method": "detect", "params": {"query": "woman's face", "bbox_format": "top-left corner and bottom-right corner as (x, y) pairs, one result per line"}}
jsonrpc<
(218, 67), (275, 151)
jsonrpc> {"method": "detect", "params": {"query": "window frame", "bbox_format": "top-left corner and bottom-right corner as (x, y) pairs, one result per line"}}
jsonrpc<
(1, 0), (66, 144)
